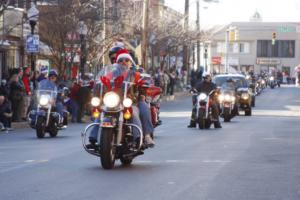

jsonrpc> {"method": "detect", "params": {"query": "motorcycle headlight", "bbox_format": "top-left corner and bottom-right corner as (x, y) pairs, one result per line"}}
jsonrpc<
(91, 97), (101, 107)
(218, 95), (224, 102)
(241, 93), (249, 100)
(199, 93), (207, 101)
(231, 96), (236, 102)
(103, 92), (120, 108)
(270, 77), (274, 81)
(123, 98), (133, 108)
(261, 80), (265, 84)
(224, 94), (231, 102)
(39, 95), (50, 106)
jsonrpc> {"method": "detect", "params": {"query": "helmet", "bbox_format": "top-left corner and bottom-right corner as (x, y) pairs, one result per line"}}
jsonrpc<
(48, 69), (58, 77)
(202, 72), (211, 78)
(108, 46), (124, 58)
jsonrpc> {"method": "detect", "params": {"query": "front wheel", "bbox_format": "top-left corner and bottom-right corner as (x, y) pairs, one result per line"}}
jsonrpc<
(49, 122), (58, 138)
(245, 108), (252, 116)
(223, 108), (231, 122)
(100, 128), (116, 169)
(36, 117), (46, 138)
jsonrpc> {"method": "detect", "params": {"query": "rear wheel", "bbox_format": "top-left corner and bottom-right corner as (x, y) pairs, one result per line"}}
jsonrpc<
(100, 128), (116, 169)
(36, 117), (45, 138)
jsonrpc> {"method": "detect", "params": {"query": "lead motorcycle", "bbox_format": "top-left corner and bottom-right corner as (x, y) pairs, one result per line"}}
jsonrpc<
(196, 89), (219, 129)
(82, 70), (158, 169)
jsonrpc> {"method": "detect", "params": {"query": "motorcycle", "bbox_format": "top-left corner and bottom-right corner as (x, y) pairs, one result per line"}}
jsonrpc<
(218, 89), (236, 122)
(269, 76), (276, 89)
(82, 74), (154, 169)
(197, 89), (219, 129)
(28, 90), (66, 138)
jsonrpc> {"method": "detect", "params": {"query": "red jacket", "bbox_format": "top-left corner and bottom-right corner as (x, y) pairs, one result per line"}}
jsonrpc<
(70, 83), (81, 101)
(22, 75), (31, 95)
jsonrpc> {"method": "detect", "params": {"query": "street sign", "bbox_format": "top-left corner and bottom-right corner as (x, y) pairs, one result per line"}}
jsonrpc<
(26, 34), (39, 53)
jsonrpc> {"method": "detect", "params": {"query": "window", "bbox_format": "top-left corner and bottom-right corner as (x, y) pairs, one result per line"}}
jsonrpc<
(240, 43), (250, 53)
(257, 40), (295, 58)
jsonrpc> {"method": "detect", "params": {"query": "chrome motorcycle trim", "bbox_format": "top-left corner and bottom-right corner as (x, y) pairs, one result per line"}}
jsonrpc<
(124, 123), (143, 150)
(81, 123), (101, 157)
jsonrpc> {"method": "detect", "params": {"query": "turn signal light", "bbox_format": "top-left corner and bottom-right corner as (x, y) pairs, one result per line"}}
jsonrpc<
(93, 110), (100, 119)
(124, 110), (132, 120)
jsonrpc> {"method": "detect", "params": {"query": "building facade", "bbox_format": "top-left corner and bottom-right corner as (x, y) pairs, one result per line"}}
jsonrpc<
(210, 22), (300, 77)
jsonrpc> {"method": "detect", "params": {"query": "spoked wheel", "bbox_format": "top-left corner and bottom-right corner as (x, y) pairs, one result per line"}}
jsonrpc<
(100, 128), (116, 169)
(36, 117), (46, 138)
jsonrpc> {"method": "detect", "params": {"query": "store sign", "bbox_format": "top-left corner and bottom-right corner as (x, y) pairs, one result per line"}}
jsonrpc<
(278, 26), (296, 33)
(256, 58), (281, 65)
(212, 56), (221, 65)
(26, 34), (39, 53)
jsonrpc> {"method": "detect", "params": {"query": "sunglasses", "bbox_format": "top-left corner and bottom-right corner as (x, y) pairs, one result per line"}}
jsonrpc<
(119, 58), (131, 63)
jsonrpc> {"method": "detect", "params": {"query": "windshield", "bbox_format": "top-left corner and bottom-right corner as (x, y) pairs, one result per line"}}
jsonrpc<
(213, 76), (248, 88)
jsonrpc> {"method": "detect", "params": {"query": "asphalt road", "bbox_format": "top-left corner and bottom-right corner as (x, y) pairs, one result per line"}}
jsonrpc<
(1, 85), (300, 200)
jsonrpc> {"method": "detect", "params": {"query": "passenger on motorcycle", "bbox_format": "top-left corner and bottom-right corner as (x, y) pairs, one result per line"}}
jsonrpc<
(188, 72), (222, 128)
(88, 50), (155, 148)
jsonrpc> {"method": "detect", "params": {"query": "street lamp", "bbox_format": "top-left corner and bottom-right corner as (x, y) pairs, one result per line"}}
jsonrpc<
(78, 21), (88, 80)
(27, 2), (39, 89)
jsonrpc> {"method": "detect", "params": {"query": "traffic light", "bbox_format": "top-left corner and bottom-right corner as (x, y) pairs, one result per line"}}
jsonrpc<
(272, 32), (276, 45)
(229, 30), (235, 42)
(272, 32), (276, 40)
(234, 29), (239, 41)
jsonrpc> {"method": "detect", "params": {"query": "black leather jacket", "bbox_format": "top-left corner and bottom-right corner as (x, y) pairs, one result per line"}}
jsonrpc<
(195, 80), (217, 95)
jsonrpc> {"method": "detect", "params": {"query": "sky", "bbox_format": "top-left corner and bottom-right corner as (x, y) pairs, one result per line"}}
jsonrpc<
(165, 0), (300, 28)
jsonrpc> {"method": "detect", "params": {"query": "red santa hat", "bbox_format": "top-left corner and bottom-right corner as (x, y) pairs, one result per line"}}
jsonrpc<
(116, 50), (135, 65)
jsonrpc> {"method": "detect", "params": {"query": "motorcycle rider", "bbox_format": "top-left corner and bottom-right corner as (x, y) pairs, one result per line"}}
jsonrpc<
(87, 48), (155, 148)
(38, 69), (67, 126)
(188, 72), (222, 128)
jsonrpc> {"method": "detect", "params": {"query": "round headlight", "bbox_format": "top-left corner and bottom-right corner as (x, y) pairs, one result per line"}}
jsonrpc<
(103, 92), (120, 108)
(241, 93), (249, 100)
(261, 80), (265, 84)
(39, 95), (50, 106)
(123, 98), (133, 108)
(224, 94), (231, 101)
(218, 95), (224, 102)
(199, 93), (207, 101)
(270, 77), (274, 81)
(91, 97), (101, 107)
(231, 96), (236, 102)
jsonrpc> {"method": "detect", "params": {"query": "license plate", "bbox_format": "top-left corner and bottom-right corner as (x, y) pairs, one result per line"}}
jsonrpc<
(100, 117), (114, 128)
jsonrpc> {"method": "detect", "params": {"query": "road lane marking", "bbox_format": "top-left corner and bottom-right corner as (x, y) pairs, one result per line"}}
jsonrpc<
(166, 160), (187, 163)
(202, 160), (231, 163)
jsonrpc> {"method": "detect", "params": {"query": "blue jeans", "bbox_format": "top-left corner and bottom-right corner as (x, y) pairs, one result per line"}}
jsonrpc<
(89, 100), (153, 142)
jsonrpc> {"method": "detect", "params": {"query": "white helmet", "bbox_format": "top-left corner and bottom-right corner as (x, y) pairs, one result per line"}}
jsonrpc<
(202, 71), (211, 78)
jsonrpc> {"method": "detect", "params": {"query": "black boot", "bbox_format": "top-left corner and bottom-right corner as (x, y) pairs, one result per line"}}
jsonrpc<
(187, 120), (196, 128)
(214, 121), (222, 128)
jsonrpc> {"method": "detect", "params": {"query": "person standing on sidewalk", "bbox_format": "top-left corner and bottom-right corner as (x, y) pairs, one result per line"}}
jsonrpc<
(168, 69), (176, 100)
(70, 81), (81, 122)
(9, 69), (25, 122)
(21, 67), (32, 120)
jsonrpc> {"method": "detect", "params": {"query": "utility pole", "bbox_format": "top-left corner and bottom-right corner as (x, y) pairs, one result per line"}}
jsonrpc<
(102, 0), (106, 67)
(183, 0), (189, 83)
(196, 0), (200, 71)
(142, 0), (150, 70)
